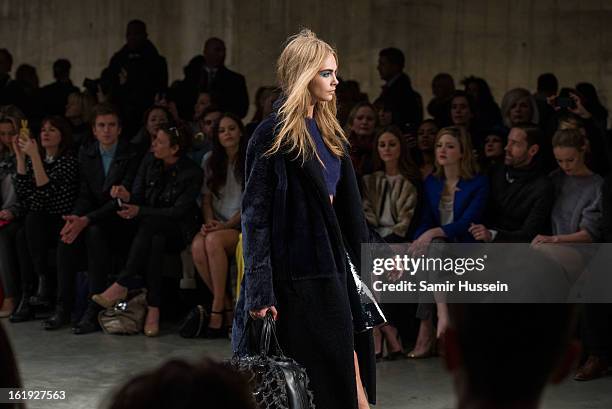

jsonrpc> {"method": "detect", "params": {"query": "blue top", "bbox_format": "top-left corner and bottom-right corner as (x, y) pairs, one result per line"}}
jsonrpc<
(414, 173), (490, 242)
(99, 142), (118, 176)
(306, 118), (340, 196)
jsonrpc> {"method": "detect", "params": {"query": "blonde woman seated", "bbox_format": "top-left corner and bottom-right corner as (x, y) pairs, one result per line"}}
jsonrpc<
(531, 128), (603, 282)
(191, 113), (245, 338)
(362, 125), (420, 360)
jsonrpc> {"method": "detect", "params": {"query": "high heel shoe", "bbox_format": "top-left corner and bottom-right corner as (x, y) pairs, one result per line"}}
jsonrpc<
(144, 308), (160, 337)
(406, 339), (436, 359)
(92, 287), (128, 309)
(204, 311), (227, 339)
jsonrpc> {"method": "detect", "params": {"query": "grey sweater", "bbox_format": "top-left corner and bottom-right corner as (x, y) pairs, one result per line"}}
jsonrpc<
(550, 169), (603, 241)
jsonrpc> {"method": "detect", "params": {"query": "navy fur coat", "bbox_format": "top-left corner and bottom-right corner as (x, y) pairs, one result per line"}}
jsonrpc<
(232, 112), (376, 407)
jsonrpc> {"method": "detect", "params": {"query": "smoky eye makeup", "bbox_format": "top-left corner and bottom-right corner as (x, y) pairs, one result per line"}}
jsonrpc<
(319, 69), (335, 78)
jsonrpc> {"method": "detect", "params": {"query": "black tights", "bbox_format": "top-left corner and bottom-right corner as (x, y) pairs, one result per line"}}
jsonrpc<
(117, 216), (185, 307)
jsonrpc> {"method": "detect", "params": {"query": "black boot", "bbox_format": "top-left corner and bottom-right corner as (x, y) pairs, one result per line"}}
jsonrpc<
(29, 275), (51, 307)
(72, 302), (102, 335)
(9, 296), (35, 323)
(42, 305), (71, 330)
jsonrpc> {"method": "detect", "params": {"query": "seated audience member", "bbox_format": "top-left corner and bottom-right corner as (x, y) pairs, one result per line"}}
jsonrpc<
(245, 86), (277, 137)
(93, 123), (203, 337)
(335, 79), (368, 127)
(553, 94), (609, 176)
(362, 125), (419, 242)
(131, 105), (172, 156)
(50, 104), (141, 333)
(193, 91), (213, 123)
(449, 91), (482, 147)
(0, 106), (26, 317)
(501, 88), (540, 129)
(534, 73), (559, 129)
(574, 172), (612, 381)
(480, 126), (508, 172)
(65, 91), (96, 148)
(14, 64), (42, 125)
(191, 114), (245, 338)
(9, 116), (79, 322)
(1, 322), (24, 408)
(427, 73), (455, 127)
(462, 76), (502, 130)
(415, 119), (439, 179)
(346, 102), (378, 180)
(531, 129), (602, 247)
(374, 47), (423, 132)
(374, 100), (393, 127)
(169, 55), (205, 121)
(104, 358), (255, 409)
(362, 125), (420, 359)
(576, 82), (608, 132)
(192, 106), (223, 166)
(444, 304), (579, 409)
(469, 124), (554, 243)
(199, 37), (249, 118)
(411, 126), (488, 357)
(40, 59), (79, 117)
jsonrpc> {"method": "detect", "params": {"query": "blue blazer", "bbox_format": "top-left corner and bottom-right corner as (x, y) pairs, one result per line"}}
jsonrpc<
(414, 173), (489, 242)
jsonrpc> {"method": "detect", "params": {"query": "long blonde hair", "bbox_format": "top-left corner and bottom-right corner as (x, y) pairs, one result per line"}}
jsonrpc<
(433, 126), (479, 179)
(266, 29), (347, 161)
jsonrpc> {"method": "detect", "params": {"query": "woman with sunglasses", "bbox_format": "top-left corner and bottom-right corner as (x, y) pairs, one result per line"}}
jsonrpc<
(92, 123), (203, 337)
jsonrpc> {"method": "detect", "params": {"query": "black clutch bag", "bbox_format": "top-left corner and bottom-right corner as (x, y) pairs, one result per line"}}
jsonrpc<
(227, 313), (315, 409)
(179, 305), (209, 338)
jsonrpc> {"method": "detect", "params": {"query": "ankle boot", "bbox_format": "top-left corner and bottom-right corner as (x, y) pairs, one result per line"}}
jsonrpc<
(30, 275), (51, 306)
(73, 302), (102, 335)
(43, 305), (71, 330)
(9, 296), (35, 323)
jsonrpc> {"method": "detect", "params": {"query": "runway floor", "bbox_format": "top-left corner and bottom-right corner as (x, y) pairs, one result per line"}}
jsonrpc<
(3, 319), (612, 409)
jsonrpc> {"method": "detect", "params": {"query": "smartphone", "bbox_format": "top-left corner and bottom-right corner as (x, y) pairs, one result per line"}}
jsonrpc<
(19, 120), (30, 142)
(556, 97), (576, 110)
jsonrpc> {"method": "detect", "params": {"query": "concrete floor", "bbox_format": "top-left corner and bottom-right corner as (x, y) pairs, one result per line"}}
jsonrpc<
(2, 319), (612, 409)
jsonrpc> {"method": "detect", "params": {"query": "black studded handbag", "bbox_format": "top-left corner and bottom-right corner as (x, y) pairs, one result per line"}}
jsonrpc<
(227, 313), (315, 409)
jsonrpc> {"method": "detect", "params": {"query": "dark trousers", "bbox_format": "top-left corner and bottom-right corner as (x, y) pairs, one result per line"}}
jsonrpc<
(0, 220), (22, 298)
(16, 212), (63, 295)
(117, 216), (185, 307)
(56, 217), (136, 310)
(582, 304), (612, 359)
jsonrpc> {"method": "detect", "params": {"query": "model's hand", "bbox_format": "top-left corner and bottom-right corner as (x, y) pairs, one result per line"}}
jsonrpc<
(249, 305), (278, 320)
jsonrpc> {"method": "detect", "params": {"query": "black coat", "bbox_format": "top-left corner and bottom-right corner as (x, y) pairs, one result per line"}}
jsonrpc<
(486, 163), (554, 242)
(72, 140), (141, 223)
(131, 153), (203, 245)
(602, 173), (612, 242)
(233, 114), (376, 408)
(200, 65), (249, 119)
(374, 72), (423, 131)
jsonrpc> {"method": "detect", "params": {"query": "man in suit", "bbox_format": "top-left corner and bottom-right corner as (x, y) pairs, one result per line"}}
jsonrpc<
(199, 37), (249, 119)
(44, 104), (141, 333)
(374, 47), (423, 132)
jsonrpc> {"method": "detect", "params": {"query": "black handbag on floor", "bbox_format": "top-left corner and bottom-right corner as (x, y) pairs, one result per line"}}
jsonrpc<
(179, 305), (209, 338)
(227, 313), (315, 409)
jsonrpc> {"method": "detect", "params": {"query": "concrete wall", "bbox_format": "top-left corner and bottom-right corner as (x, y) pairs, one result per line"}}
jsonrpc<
(2, 0), (611, 117)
